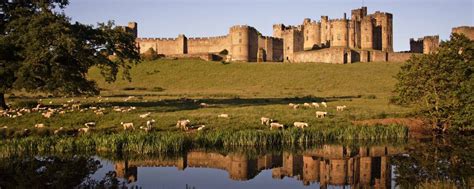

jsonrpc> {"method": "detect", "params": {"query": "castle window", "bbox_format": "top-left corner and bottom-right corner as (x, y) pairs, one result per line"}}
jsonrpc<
(337, 35), (341, 40)
(287, 47), (290, 50)
(239, 39), (242, 43)
(239, 32), (241, 36)
(306, 36), (308, 41)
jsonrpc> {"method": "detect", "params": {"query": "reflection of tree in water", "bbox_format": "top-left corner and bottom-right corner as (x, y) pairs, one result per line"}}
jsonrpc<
(0, 155), (101, 188)
(392, 136), (473, 188)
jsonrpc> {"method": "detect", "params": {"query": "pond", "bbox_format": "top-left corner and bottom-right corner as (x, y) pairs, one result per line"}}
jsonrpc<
(0, 136), (472, 188)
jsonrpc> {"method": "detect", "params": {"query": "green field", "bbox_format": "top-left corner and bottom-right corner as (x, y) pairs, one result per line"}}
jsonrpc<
(1, 59), (412, 142)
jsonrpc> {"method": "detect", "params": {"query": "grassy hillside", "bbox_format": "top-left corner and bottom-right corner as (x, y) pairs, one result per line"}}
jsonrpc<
(1, 59), (411, 140)
(89, 59), (401, 98)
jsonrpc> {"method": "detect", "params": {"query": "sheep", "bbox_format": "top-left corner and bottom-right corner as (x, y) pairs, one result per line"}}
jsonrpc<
(316, 111), (328, 118)
(292, 104), (300, 110)
(139, 112), (151, 118)
(293, 122), (309, 129)
(1, 126), (8, 129)
(78, 127), (90, 134)
(336, 105), (347, 111)
(312, 102), (320, 108)
(146, 119), (155, 128)
(321, 102), (327, 108)
(218, 114), (229, 118)
(260, 117), (273, 126)
(197, 125), (206, 131)
(270, 122), (285, 130)
(176, 119), (191, 130)
(84, 122), (96, 127)
(71, 103), (81, 110)
(42, 111), (54, 118)
(303, 103), (312, 108)
(35, 123), (45, 128)
(288, 103), (295, 107)
(54, 127), (64, 135)
(199, 103), (208, 108)
(121, 122), (135, 131)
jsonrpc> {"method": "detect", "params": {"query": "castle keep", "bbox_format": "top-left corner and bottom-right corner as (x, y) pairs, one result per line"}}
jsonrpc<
(129, 7), (474, 64)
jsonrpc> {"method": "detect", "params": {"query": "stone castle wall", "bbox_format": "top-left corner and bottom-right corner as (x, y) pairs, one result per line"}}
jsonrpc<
(452, 26), (474, 40)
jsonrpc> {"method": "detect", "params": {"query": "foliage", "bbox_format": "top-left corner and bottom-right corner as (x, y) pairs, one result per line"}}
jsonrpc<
(393, 34), (474, 132)
(0, 0), (140, 109)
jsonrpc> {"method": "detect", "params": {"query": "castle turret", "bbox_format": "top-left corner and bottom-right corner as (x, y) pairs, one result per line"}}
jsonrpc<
(273, 24), (285, 38)
(371, 12), (393, 52)
(423, 35), (439, 54)
(330, 19), (349, 47)
(452, 26), (474, 40)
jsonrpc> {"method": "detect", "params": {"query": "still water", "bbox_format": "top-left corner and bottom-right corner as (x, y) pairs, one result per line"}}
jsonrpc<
(0, 137), (472, 188)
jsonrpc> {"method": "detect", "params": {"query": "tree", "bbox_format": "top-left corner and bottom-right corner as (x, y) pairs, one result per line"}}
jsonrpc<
(393, 34), (473, 133)
(0, 0), (140, 109)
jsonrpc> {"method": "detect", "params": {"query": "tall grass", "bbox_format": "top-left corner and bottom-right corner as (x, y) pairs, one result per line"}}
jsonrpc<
(0, 124), (408, 155)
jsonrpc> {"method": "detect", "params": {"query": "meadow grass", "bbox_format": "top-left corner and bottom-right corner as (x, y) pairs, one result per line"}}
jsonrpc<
(0, 59), (412, 150)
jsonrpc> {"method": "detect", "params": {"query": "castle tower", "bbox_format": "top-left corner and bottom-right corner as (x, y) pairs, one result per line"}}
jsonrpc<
(321, 16), (330, 47)
(361, 16), (374, 50)
(177, 34), (188, 54)
(452, 26), (474, 40)
(302, 156), (320, 185)
(127, 22), (138, 38)
(372, 12), (393, 52)
(229, 25), (258, 61)
(272, 24), (285, 38)
(423, 35), (439, 54)
(303, 19), (322, 50)
(330, 19), (349, 48)
(282, 28), (304, 62)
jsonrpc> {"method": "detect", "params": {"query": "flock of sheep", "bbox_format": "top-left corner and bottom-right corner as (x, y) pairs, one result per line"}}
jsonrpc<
(0, 96), (349, 135)
(257, 102), (347, 130)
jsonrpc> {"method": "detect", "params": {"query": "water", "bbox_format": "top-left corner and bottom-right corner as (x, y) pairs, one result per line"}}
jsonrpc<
(0, 137), (472, 188)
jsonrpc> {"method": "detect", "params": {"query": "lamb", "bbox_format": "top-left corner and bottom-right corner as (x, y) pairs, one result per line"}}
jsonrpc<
(321, 102), (327, 108)
(78, 127), (90, 134)
(303, 103), (312, 108)
(35, 123), (45, 128)
(176, 119), (191, 130)
(218, 114), (229, 118)
(292, 104), (300, 110)
(312, 102), (320, 108)
(260, 117), (273, 126)
(146, 119), (155, 128)
(139, 112), (151, 118)
(84, 122), (96, 127)
(293, 122), (309, 129)
(197, 125), (206, 131)
(121, 122), (135, 131)
(42, 111), (54, 118)
(270, 122), (285, 130)
(336, 105), (347, 111)
(316, 111), (328, 118)
(54, 127), (64, 135)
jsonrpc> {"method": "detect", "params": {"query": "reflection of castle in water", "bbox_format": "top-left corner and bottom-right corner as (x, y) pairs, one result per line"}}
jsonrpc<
(114, 145), (403, 188)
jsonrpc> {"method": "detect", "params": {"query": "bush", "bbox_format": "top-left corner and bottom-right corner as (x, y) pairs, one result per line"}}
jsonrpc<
(13, 100), (38, 108)
(140, 48), (160, 61)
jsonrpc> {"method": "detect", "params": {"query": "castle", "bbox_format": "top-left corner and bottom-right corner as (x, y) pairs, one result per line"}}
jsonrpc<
(127, 7), (474, 64)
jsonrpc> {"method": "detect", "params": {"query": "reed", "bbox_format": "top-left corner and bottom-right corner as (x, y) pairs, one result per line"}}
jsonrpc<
(0, 124), (407, 155)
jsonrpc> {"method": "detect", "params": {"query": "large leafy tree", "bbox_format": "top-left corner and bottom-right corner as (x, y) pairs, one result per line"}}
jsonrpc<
(394, 34), (473, 132)
(0, 0), (140, 109)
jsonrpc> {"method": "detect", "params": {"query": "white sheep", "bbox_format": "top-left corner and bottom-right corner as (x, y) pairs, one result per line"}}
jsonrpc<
(321, 102), (327, 108)
(199, 103), (208, 108)
(71, 103), (81, 110)
(288, 103), (295, 107)
(139, 112), (151, 118)
(35, 123), (45, 128)
(54, 127), (64, 135)
(260, 117), (272, 126)
(42, 111), (53, 118)
(270, 122), (285, 130)
(303, 103), (312, 108)
(218, 114), (229, 118)
(336, 105), (347, 111)
(292, 104), (300, 110)
(197, 125), (206, 131)
(312, 102), (320, 108)
(294, 122), (309, 129)
(146, 119), (155, 128)
(121, 122), (135, 130)
(84, 122), (96, 127)
(176, 119), (191, 130)
(78, 127), (90, 134)
(1, 126), (8, 129)
(316, 111), (328, 118)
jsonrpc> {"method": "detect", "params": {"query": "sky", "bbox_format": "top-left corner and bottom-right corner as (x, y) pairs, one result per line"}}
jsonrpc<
(65, 0), (474, 51)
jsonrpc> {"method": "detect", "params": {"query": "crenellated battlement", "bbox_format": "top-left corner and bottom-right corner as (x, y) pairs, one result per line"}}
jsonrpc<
(329, 18), (348, 22)
(188, 35), (228, 41)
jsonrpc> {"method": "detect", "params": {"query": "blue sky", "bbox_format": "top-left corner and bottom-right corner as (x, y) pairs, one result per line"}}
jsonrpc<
(65, 0), (473, 51)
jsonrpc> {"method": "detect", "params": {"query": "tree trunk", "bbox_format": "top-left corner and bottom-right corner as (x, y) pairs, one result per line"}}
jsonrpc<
(0, 93), (8, 110)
